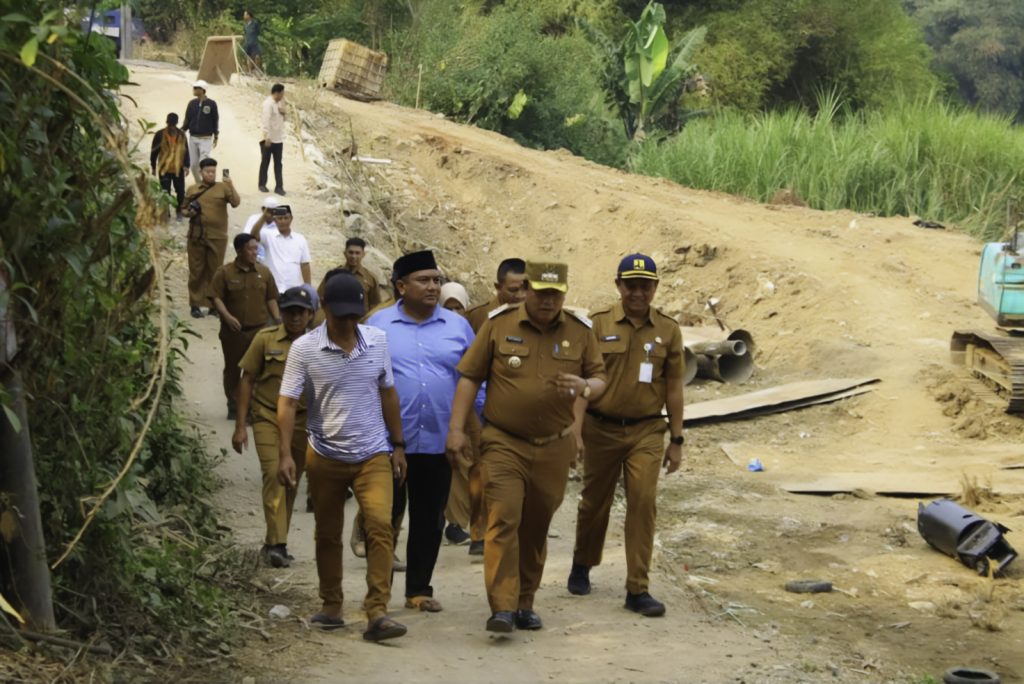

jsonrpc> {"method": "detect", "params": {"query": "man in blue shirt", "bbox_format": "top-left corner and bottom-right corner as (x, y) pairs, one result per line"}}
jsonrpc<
(368, 250), (474, 612)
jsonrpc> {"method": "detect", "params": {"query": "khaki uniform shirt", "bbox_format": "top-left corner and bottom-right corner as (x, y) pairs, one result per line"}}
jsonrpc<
(239, 324), (307, 424)
(313, 265), (386, 326)
(458, 304), (606, 440)
(466, 296), (500, 334)
(210, 260), (279, 329)
(588, 302), (684, 419)
(184, 181), (241, 240)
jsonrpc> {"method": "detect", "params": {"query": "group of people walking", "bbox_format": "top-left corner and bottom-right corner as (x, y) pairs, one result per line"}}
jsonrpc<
(225, 245), (685, 642)
(155, 76), (685, 643)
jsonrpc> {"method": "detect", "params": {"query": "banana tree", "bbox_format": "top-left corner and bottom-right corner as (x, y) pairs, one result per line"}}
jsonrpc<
(581, 1), (706, 140)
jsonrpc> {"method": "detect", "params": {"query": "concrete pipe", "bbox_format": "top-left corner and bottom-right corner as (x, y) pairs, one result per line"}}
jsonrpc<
(695, 351), (754, 384)
(683, 348), (698, 385)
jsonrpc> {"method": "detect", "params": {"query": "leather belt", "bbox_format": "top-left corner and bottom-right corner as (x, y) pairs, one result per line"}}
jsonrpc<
(491, 422), (573, 446)
(586, 409), (666, 427)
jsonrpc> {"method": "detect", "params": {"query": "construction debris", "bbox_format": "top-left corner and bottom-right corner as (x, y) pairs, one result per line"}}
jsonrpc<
(917, 499), (1018, 576)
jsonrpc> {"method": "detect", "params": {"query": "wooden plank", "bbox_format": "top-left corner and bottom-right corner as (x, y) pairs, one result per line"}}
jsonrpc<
(686, 378), (880, 424)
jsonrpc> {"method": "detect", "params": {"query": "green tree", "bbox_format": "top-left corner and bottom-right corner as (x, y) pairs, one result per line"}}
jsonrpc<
(906, 0), (1024, 121)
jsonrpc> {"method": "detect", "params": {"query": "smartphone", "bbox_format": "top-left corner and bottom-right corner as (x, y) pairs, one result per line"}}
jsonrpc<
(222, 169), (230, 180)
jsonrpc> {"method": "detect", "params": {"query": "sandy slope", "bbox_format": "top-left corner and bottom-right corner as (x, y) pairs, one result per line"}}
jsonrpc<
(122, 62), (1023, 683)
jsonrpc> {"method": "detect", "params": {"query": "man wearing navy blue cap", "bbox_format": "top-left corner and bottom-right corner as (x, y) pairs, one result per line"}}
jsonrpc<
(567, 253), (685, 618)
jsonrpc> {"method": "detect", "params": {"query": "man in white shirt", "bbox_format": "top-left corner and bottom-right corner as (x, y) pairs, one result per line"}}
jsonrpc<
(259, 83), (287, 195)
(244, 196), (279, 263)
(251, 204), (311, 291)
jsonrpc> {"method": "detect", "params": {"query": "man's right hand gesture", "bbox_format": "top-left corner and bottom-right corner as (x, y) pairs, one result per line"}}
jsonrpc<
(224, 313), (242, 332)
(445, 428), (472, 468)
(278, 453), (296, 488)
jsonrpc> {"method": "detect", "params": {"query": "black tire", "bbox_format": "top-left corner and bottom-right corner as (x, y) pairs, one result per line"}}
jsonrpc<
(784, 580), (833, 594)
(943, 667), (1001, 684)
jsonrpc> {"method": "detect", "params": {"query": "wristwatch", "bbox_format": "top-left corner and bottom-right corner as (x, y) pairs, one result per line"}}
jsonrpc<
(670, 435), (684, 446)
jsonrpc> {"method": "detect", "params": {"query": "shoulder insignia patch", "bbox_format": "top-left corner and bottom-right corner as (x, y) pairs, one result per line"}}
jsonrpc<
(564, 308), (593, 328)
(488, 303), (512, 319)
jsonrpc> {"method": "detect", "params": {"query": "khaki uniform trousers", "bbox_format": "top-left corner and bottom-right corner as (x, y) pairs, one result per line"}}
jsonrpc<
(306, 447), (394, 621)
(187, 235), (227, 307)
(480, 424), (573, 613)
(573, 417), (664, 594)
(253, 417), (308, 545)
(220, 327), (260, 408)
(444, 418), (486, 540)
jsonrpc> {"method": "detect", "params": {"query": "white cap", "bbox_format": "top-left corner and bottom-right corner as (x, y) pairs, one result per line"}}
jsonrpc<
(192, 79), (209, 90)
(262, 196), (280, 209)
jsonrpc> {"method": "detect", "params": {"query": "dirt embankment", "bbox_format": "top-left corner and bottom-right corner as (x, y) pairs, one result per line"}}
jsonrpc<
(124, 62), (1023, 683)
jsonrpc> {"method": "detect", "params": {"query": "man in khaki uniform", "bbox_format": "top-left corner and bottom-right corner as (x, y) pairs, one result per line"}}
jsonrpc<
(233, 286), (315, 568)
(465, 258), (527, 332)
(210, 233), (280, 420)
(343, 237), (382, 309)
(567, 254), (684, 618)
(447, 261), (607, 633)
(460, 257), (527, 555)
(183, 157), (240, 318)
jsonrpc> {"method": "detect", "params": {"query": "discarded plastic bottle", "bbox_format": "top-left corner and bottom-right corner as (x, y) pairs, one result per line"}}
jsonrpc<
(747, 458), (764, 472)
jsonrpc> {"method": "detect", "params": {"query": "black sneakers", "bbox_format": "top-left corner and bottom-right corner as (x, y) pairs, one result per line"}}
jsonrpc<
(514, 609), (543, 630)
(468, 540), (484, 556)
(444, 523), (470, 545)
(190, 306), (204, 318)
(486, 611), (515, 633)
(261, 544), (290, 568)
(567, 563), (591, 595)
(624, 591), (666, 617)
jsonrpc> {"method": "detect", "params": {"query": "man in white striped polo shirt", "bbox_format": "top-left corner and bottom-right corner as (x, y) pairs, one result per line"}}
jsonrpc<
(277, 271), (409, 642)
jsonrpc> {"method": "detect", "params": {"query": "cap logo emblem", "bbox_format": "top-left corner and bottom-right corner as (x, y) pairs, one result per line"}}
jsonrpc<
(634, 258), (646, 269)
(541, 271), (559, 283)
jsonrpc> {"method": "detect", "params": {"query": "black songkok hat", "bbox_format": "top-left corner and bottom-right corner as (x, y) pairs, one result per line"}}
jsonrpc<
(392, 250), (438, 280)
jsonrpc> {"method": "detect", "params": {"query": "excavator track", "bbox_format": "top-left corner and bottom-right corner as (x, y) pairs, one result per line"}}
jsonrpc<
(951, 330), (1024, 413)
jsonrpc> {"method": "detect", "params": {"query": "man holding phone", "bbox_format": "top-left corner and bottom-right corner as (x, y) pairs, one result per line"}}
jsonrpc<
(182, 157), (240, 318)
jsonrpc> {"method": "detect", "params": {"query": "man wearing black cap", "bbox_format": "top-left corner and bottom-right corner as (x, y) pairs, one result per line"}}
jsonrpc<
(182, 79), (219, 182)
(210, 233), (280, 421)
(367, 251), (474, 613)
(277, 271), (409, 642)
(567, 253), (685, 618)
(150, 112), (190, 220)
(233, 286), (315, 568)
(447, 261), (607, 633)
(183, 157), (240, 318)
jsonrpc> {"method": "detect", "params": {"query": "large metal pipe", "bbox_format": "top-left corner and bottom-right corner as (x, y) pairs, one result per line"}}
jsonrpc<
(682, 327), (756, 385)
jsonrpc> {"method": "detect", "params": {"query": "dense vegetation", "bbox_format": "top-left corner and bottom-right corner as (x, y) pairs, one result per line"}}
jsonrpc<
(0, 2), (247, 667)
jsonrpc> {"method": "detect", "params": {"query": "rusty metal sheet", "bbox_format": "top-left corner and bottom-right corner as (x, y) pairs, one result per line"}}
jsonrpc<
(686, 378), (880, 424)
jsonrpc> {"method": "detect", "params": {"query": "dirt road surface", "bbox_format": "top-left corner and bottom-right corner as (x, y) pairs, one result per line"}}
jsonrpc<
(123, 63), (1024, 683)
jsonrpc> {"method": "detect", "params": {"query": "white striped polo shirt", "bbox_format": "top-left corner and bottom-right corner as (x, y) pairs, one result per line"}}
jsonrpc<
(279, 323), (394, 463)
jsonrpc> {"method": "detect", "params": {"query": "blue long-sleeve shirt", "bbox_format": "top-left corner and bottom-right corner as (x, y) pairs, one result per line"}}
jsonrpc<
(367, 301), (474, 454)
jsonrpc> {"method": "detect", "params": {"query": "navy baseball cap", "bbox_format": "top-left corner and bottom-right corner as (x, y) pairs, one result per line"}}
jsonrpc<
(323, 271), (366, 318)
(279, 286), (315, 311)
(617, 253), (659, 281)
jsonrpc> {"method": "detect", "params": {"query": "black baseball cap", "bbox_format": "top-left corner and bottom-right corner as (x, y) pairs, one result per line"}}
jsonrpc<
(617, 253), (659, 281)
(323, 271), (366, 317)
(279, 286), (315, 311)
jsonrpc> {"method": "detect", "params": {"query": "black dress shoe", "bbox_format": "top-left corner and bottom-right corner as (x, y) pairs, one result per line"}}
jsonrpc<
(624, 591), (666, 617)
(567, 562), (591, 595)
(514, 609), (543, 630)
(468, 540), (484, 556)
(486, 611), (515, 633)
(275, 188), (286, 196)
(258, 185), (270, 193)
(190, 306), (204, 318)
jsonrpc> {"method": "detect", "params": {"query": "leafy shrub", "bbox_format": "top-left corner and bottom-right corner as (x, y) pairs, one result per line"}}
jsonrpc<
(385, 2), (628, 165)
(1, 3), (246, 657)
(630, 93), (1024, 239)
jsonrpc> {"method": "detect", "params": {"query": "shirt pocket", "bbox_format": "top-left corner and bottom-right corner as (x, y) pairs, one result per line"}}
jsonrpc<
(552, 342), (582, 370)
(645, 341), (668, 376)
(495, 342), (531, 375)
(598, 336), (628, 357)
(226, 278), (245, 292)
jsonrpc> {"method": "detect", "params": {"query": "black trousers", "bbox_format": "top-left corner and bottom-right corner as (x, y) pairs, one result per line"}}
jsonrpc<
(159, 172), (186, 213)
(403, 453), (451, 598)
(258, 142), (283, 190)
